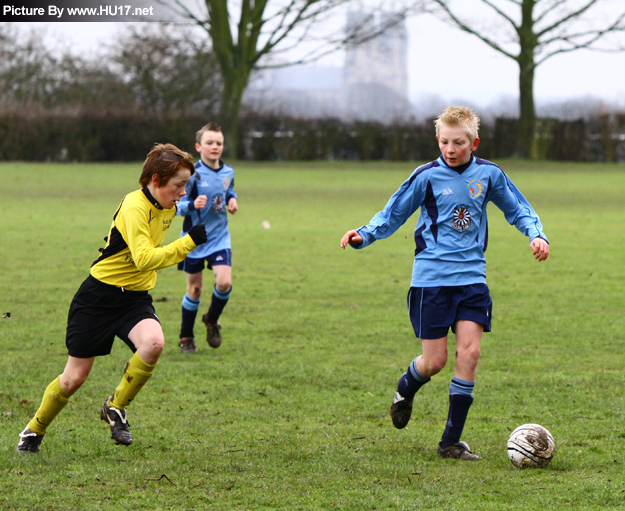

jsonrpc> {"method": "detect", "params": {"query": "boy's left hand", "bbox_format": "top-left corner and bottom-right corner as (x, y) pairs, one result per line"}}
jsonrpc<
(531, 237), (549, 262)
(228, 198), (238, 214)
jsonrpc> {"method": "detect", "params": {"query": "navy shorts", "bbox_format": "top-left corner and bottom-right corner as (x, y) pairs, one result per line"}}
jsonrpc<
(178, 248), (232, 274)
(407, 284), (492, 340)
(65, 275), (159, 358)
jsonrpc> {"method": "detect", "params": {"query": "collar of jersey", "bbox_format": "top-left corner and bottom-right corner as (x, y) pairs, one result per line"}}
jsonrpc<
(439, 154), (474, 175)
(197, 159), (224, 173)
(142, 186), (164, 210)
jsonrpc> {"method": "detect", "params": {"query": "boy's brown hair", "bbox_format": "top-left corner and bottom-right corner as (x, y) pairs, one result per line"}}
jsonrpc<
(139, 143), (195, 187)
(196, 122), (223, 145)
(434, 106), (480, 143)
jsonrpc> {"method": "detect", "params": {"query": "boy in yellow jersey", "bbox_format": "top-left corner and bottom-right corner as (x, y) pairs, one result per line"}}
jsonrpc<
(17, 143), (208, 453)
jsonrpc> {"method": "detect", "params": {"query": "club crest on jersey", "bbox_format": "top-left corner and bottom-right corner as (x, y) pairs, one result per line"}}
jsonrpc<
(468, 179), (485, 199)
(452, 204), (472, 231)
(222, 177), (231, 189)
(210, 193), (226, 213)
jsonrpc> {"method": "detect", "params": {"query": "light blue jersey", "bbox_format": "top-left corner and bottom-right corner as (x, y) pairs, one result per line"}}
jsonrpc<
(177, 159), (237, 259)
(354, 155), (548, 287)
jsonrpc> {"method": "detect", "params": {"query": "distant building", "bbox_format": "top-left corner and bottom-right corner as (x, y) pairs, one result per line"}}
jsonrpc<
(342, 10), (410, 121)
(245, 9), (412, 123)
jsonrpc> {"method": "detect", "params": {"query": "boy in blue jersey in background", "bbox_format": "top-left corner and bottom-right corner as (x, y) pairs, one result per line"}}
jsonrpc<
(341, 106), (549, 460)
(177, 123), (238, 353)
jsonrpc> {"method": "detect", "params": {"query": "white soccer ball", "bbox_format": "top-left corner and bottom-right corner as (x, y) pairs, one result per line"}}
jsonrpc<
(507, 423), (555, 469)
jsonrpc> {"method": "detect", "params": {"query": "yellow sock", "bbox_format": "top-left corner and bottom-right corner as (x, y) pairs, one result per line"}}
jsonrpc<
(27, 377), (71, 435)
(109, 352), (157, 410)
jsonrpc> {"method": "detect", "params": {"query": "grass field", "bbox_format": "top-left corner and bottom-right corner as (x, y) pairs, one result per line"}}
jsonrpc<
(0, 160), (624, 510)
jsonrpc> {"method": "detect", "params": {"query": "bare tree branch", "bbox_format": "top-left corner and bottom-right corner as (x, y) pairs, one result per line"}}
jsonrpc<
(255, 1), (321, 61)
(155, 0), (209, 28)
(533, 0), (569, 26)
(430, 0), (517, 59)
(538, 21), (625, 49)
(478, 0), (519, 32)
(535, 0), (600, 38)
(536, 13), (625, 64)
(258, 9), (411, 67)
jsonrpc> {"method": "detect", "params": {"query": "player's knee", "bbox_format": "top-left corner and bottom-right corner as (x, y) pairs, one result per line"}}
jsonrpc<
(141, 334), (164, 359)
(422, 355), (447, 375)
(187, 283), (202, 300)
(458, 345), (481, 367)
(61, 370), (89, 394)
(430, 359), (447, 375)
(150, 338), (165, 358)
(191, 285), (202, 299)
(216, 280), (231, 293)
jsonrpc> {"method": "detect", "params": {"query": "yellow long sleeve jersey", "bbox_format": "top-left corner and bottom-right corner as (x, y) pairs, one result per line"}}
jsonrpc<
(91, 187), (196, 291)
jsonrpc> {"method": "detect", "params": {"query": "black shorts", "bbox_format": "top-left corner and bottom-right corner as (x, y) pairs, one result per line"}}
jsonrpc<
(177, 248), (232, 274)
(65, 275), (159, 358)
(407, 284), (492, 339)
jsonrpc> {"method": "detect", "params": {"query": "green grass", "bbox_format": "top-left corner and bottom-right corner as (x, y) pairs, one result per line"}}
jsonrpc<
(1, 159), (624, 510)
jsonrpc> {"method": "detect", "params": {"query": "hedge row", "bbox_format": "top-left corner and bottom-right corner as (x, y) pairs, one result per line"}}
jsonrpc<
(1, 111), (624, 162)
(241, 115), (625, 162)
(0, 112), (206, 162)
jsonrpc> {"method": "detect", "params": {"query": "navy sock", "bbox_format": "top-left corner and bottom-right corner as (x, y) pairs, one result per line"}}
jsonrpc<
(206, 286), (231, 325)
(180, 294), (200, 338)
(440, 377), (475, 449)
(397, 357), (430, 399)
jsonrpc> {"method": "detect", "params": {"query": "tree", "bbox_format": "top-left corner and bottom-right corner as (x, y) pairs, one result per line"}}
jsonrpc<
(0, 23), (223, 115)
(109, 24), (222, 115)
(0, 23), (58, 109)
(0, 23), (131, 112)
(428, 0), (625, 158)
(160, 0), (420, 157)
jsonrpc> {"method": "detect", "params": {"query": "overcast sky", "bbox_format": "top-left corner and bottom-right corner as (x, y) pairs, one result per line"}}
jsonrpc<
(22, 3), (625, 111)
(407, 13), (625, 109)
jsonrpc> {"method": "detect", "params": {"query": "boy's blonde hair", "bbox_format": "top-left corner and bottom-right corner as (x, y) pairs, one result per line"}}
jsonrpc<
(196, 122), (223, 145)
(434, 106), (480, 143)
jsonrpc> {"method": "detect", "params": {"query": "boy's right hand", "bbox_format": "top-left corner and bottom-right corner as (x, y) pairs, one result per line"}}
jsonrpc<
(341, 230), (363, 249)
(188, 224), (207, 246)
(194, 195), (208, 209)
(530, 237), (549, 262)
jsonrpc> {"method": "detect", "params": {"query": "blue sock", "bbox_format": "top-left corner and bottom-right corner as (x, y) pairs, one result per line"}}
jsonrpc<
(206, 286), (231, 325)
(397, 357), (430, 399)
(441, 377), (475, 449)
(181, 294), (200, 338)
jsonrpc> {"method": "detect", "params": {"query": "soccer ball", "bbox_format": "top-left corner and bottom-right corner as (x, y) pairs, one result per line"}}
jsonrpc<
(507, 423), (555, 468)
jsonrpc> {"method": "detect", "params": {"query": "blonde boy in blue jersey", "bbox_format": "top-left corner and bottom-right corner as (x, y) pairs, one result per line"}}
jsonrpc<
(341, 107), (549, 460)
(17, 144), (208, 453)
(176, 123), (238, 353)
